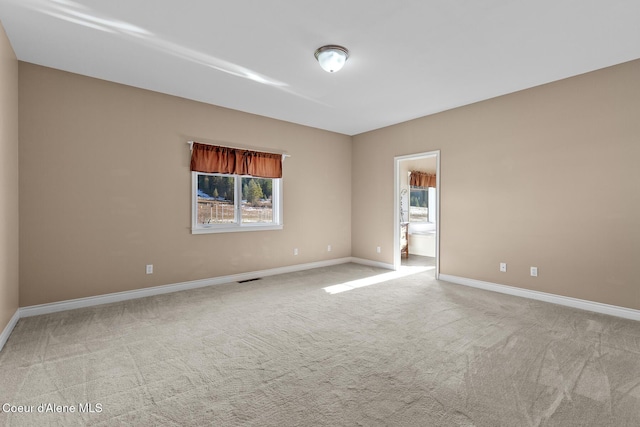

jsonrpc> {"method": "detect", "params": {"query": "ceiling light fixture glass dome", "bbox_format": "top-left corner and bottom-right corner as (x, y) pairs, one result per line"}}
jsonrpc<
(314, 45), (349, 73)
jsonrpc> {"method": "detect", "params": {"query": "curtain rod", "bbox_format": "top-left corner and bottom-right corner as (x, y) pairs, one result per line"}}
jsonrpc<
(187, 140), (291, 158)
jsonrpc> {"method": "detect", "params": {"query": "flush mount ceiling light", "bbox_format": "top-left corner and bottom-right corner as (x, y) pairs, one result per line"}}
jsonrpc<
(314, 45), (350, 73)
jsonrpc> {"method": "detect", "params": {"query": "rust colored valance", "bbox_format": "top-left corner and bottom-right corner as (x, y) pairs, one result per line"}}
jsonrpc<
(190, 142), (283, 178)
(410, 171), (436, 188)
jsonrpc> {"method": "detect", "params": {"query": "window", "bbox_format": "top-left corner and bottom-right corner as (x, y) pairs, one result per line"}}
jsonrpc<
(189, 141), (284, 233)
(408, 171), (436, 223)
(409, 187), (436, 223)
(192, 172), (282, 233)
(409, 187), (429, 222)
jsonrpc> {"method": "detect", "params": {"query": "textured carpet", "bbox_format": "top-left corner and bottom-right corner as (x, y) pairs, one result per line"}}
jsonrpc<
(1, 263), (639, 426)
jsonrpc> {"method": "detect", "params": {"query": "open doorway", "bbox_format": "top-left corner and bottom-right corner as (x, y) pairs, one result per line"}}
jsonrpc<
(394, 151), (440, 277)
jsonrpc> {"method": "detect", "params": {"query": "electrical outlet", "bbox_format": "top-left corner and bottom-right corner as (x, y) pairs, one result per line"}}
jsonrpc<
(327, 245), (332, 252)
(293, 248), (299, 256)
(376, 246), (381, 253)
(500, 262), (507, 272)
(146, 264), (153, 274)
(530, 266), (538, 277)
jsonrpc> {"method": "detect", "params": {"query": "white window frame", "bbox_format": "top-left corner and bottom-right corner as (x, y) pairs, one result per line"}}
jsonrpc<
(409, 186), (430, 223)
(191, 172), (283, 234)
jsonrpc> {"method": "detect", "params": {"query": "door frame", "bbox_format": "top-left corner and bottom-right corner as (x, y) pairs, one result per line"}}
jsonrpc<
(393, 150), (440, 277)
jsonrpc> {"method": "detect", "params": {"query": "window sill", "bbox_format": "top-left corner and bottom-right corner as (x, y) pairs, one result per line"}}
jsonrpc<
(192, 224), (284, 234)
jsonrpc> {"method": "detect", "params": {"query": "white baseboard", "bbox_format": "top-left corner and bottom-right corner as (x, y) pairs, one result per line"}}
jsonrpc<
(350, 257), (394, 270)
(439, 274), (640, 321)
(8, 265), (638, 352)
(0, 309), (20, 352)
(20, 257), (354, 318)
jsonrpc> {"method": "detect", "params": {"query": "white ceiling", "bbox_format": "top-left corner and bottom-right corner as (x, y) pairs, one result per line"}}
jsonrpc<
(1, 0), (639, 136)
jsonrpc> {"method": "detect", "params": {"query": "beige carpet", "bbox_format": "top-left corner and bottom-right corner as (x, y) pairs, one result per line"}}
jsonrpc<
(1, 263), (639, 426)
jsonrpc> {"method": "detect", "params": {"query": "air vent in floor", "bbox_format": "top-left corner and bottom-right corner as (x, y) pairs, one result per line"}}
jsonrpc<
(237, 277), (262, 284)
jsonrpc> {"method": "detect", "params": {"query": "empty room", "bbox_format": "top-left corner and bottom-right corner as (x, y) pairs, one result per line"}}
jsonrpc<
(1, 1), (639, 425)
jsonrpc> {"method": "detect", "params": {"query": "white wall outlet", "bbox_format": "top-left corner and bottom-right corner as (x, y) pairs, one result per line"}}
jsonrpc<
(530, 266), (538, 277)
(500, 262), (507, 272)
(293, 248), (299, 256)
(146, 264), (153, 274)
(376, 246), (381, 253)
(327, 244), (332, 252)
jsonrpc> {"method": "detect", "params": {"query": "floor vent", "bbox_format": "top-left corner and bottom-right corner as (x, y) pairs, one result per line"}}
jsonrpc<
(238, 277), (261, 284)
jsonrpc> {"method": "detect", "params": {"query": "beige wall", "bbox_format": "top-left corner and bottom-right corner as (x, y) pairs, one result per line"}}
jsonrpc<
(14, 56), (640, 311)
(0, 21), (19, 332)
(353, 59), (640, 310)
(19, 63), (351, 306)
